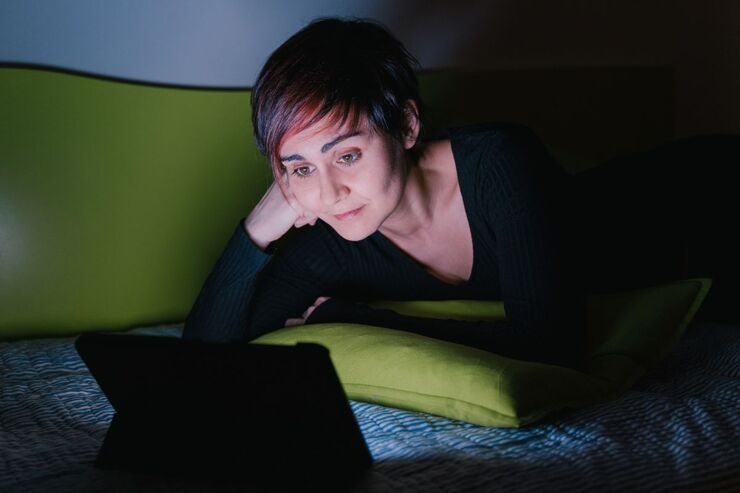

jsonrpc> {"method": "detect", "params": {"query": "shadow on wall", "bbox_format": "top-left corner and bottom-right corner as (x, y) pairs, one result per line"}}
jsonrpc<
(366, 0), (676, 170)
(417, 67), (674, 172)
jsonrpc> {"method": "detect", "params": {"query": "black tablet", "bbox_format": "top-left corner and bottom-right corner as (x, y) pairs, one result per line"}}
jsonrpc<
(75, 332), (373, 489)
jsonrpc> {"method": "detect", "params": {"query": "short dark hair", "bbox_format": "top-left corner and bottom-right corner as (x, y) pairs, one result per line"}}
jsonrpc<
(251, 17), (423, 174)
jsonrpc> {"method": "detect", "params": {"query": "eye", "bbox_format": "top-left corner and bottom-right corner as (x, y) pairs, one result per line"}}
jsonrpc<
(337, 151), (361, 165)
(292, 166), (313, 178)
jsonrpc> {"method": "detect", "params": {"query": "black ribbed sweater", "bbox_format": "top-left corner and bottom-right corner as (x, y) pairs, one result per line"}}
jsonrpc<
(183, 123), (585, 366)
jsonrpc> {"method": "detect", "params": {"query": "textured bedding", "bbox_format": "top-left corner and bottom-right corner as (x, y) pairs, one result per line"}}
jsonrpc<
(1, 321), (739, 492)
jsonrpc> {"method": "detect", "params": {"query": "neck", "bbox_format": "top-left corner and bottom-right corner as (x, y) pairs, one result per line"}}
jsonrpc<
(378, 154), (436, 241)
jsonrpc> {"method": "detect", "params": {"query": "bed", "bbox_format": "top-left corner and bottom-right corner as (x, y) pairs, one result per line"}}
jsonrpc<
(2, 66), (739, 492)
(2, 319), (739, 492)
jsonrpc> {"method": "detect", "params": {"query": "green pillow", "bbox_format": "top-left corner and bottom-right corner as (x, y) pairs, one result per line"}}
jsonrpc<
(252, 278), (711, 427)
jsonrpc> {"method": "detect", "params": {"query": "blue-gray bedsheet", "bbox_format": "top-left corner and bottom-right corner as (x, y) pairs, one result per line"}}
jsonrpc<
(1, 321), (739, 492)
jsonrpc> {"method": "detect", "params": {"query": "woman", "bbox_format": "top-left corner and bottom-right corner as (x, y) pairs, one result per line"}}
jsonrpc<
(183, 18), (585, 367)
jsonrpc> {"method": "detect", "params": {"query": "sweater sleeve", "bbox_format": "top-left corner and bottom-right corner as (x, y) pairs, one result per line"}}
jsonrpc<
(182, 222), (273, 342)
(308, 125), (586, 367)
(182, 221), (342, 343)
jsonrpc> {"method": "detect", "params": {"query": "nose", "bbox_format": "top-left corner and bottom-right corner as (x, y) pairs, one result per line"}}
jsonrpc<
(318, 167), (349, 208)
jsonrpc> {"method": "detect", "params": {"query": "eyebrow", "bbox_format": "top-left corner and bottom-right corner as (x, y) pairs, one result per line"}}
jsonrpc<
(280, 130), (363, 163)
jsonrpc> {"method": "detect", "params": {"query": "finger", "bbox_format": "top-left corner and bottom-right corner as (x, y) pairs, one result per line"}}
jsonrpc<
(278, 171), (291, 193)
(295, 212), (318, 229)
(271, 176), (289, 203)
(306, 297), (329, 318)
(280, 181), (301, 211)
(302, 213), (319, 227)
(305, 305), (317, 319)
(284, 318), (304, 327)
(277, 175), (303, 211)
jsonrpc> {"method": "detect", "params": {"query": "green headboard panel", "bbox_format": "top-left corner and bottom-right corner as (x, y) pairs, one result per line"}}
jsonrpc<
(0, 68), (268, 338)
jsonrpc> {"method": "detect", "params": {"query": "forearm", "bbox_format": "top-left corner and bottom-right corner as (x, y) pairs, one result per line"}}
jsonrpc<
(182, 221), (272, 342)
(307, 298), (584, 367)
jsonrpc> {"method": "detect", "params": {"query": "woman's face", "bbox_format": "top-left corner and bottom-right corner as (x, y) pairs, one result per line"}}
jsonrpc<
(278, 116), (409, 241)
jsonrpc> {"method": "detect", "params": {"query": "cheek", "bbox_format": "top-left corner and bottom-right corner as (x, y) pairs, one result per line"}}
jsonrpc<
(288, 181), (320, 210)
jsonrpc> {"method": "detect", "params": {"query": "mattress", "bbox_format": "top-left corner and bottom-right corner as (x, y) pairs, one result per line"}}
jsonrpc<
(1, 321), (739, 492)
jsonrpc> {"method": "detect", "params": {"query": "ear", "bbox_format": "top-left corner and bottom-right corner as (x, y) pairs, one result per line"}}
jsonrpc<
(402, 100), (421, 150)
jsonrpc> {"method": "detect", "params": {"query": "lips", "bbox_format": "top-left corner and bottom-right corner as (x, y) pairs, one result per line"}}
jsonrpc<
(333, 205), (364, 221)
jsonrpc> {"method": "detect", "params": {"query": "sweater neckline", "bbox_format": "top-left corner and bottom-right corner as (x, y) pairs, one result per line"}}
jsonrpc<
(372, 129), (479, 288)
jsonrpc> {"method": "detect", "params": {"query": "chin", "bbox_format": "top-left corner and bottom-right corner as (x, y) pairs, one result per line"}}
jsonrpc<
(326, 221), (377, 242)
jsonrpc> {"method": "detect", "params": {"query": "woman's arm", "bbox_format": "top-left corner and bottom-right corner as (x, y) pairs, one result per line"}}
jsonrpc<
(306, 298), (583, 366)
(182, 179), (321, 342)
(306, 290), (584, 368)
(183, 220), (342, 343)
(182, 222), (272, 342)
